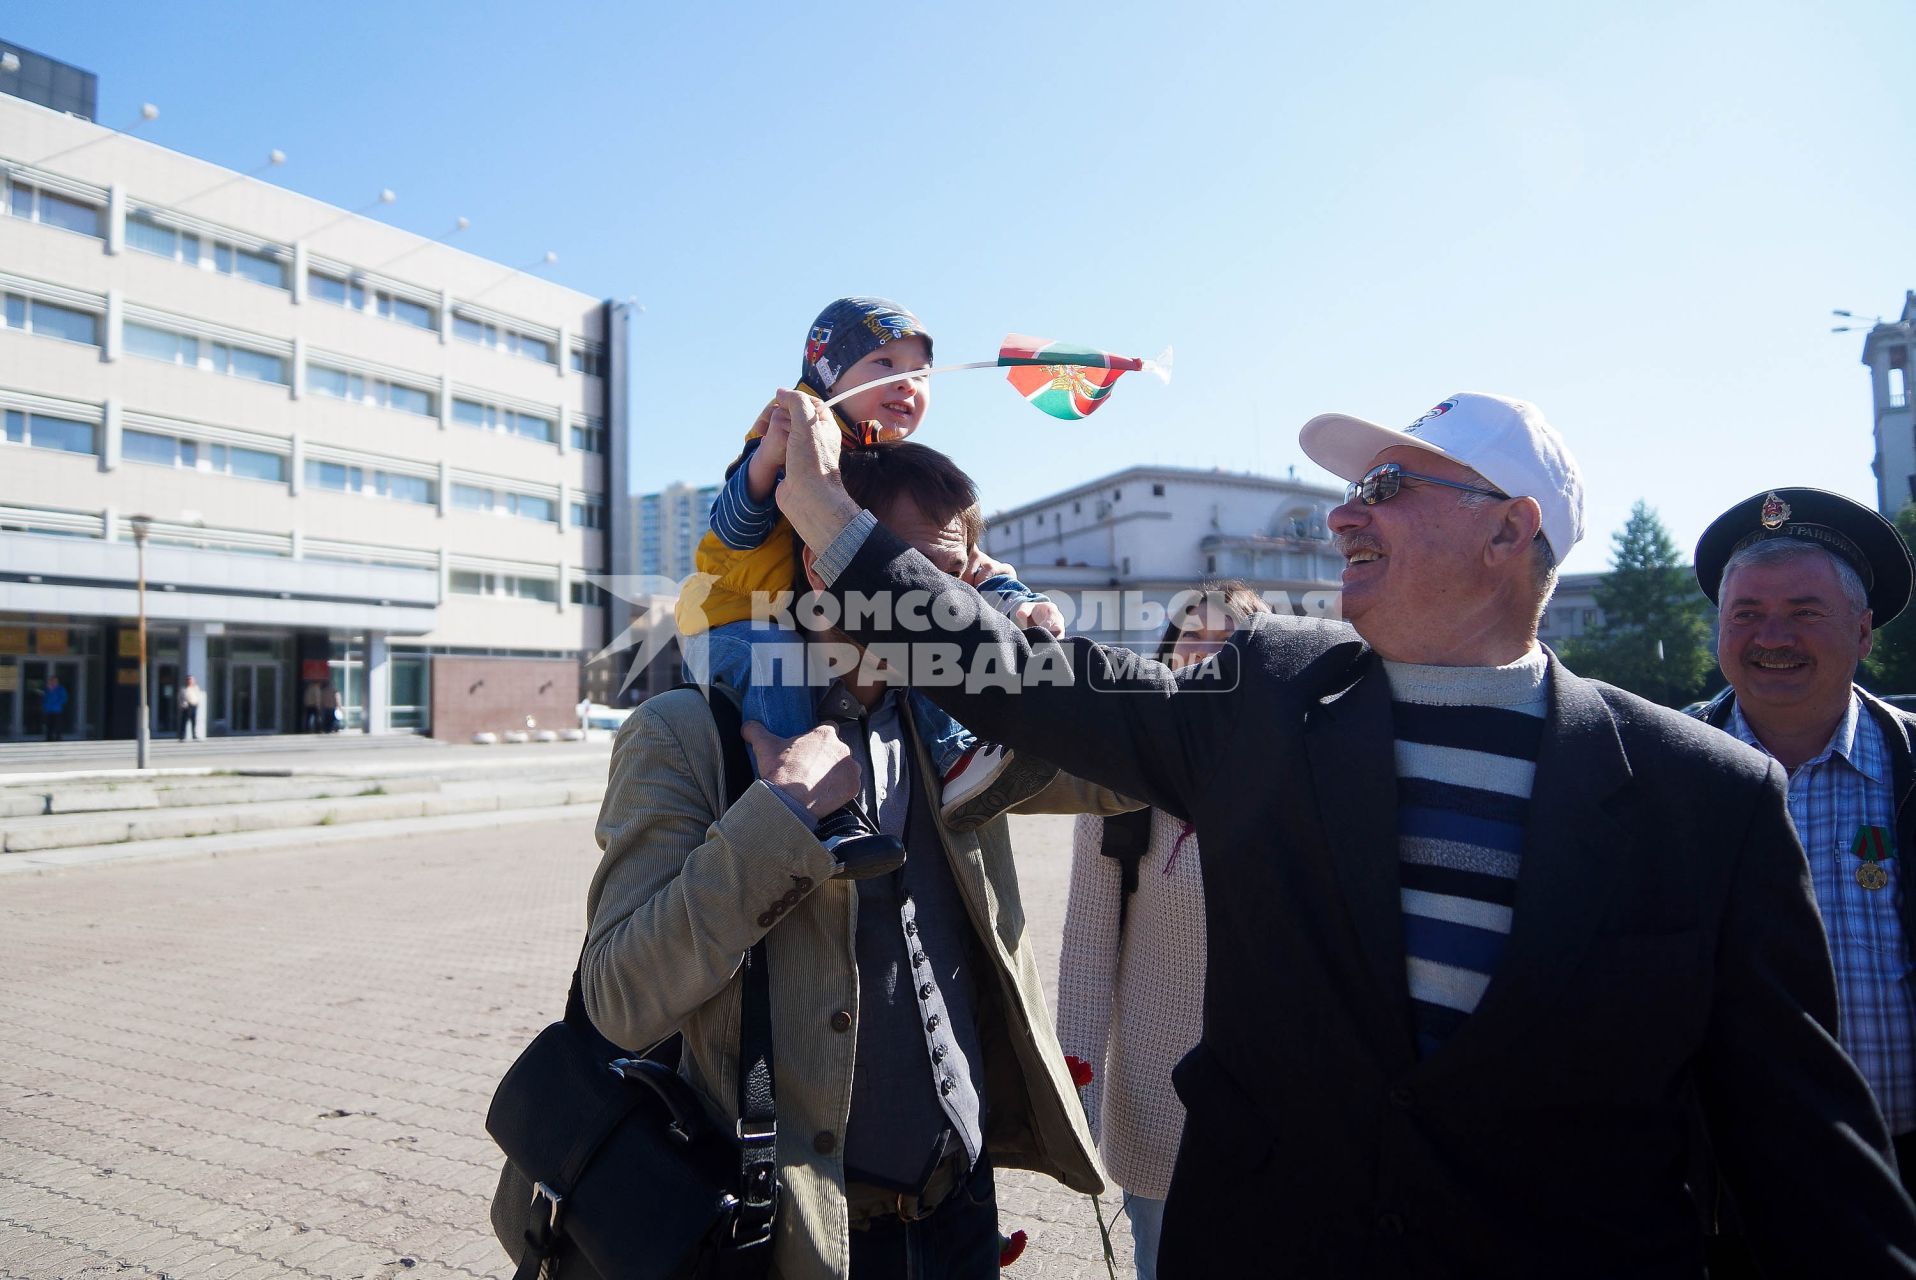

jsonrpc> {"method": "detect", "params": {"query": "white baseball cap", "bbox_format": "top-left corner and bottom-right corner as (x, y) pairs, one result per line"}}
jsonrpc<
(1299, 391), (1585, 560)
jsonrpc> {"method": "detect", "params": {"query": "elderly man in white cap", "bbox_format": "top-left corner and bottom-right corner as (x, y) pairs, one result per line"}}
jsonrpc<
(770, 386), (1916, 1277)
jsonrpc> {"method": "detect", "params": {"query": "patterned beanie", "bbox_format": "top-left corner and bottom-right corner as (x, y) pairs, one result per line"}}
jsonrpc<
(799, 297), (932, 397)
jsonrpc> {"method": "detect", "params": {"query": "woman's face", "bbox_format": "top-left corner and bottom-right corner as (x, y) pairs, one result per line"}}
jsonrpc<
(1168, 604), (1239, 671)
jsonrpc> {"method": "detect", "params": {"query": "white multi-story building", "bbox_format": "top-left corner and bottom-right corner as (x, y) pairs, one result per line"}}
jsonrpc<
(981, 465), (1346, 647)
(0, 77), (629, 742)
(1864, 291), (1916, 517)
(634, 481), (719, 582)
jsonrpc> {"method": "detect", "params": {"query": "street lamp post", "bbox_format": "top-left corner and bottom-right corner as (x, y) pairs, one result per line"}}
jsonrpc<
(130, 514), (152, 769)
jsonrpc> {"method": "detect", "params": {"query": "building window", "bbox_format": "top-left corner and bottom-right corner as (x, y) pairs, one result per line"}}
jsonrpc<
(452, 397), (554, 443)
(3, 408), (96, 456)
(1114, 489), (1123, 501)
(1152, 483), (1166, 497)
(449, 570), (557, 602)
(570, 345), (606, 377)
(307, 363), (435, 416)
(304, 459), (435, 505)
(452, 310), (558, 365)
(569, 419), (607, 453)
(307, 270), (436, 329)
(127, 211), (201, 265)
(124, 320), (286, 384)
(1206, 554), (1217, 574)
(571, 494), (607, 530)
(124, 428), (286, 482)
(1890, 351), (1909, 411)
(127, 212), (288, 289)
(4, 182), (102, 238)
(1121, 556), (1132, 574)
(5, 293), (100, 346)
(452, 483), (556, 523)
(308, 270), (366, 309)
(1073, 500), (1081, 514)
(570, 579), (609, 606)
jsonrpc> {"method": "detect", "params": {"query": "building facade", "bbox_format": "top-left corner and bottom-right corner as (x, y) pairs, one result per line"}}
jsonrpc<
(981, 465), (1346, 647)
(0, 89), (628, 742)
(634, 481), (719, 582)
(1864, 291), (1916, 517)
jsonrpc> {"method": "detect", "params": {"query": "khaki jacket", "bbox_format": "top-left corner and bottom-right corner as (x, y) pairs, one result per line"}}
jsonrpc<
(582, 688), (1129, 1280)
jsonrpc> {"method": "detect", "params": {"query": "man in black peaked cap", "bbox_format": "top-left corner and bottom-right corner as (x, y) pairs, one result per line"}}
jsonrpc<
(1694, 488), (1916, 1189)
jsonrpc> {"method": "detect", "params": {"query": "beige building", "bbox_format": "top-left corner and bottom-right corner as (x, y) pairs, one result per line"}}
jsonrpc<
(0, 85), (629, 741)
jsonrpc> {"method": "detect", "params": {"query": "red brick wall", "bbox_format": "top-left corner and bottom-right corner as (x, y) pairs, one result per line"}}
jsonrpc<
(429, 656), (580, 742)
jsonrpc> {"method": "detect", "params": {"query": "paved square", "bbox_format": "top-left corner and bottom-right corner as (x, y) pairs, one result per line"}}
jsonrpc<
(0, 812), (1135, 1279)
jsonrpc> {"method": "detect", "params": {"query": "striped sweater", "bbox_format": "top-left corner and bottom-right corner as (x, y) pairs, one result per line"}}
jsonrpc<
(1381, 650), (1549, 1059)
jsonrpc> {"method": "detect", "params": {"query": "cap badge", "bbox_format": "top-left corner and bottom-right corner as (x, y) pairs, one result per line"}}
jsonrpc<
(1760, 492), (1792, 530)
(1404, 398), (1457, 437)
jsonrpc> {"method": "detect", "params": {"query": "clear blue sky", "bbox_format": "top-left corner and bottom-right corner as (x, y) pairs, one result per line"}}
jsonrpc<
(10, 0), (1913, 573)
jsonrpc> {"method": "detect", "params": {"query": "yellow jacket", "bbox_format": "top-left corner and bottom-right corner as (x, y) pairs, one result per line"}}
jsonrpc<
(675, 393), (873, 638)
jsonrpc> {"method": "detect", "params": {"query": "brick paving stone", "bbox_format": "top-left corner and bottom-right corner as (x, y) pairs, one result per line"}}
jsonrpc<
(0, 811), (1138, 1278)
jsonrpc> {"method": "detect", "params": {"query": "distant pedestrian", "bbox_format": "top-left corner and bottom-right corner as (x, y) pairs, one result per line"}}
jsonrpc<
(323, 683), (342, 732)
(303, 681), (322, 733)
(41, 674), (67, 742)
(1056, 580), (1272, 1280)
(178, 675), (204, 742)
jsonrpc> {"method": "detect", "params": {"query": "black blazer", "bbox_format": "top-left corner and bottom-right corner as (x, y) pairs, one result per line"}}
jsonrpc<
(829, 525), (1916, 1279)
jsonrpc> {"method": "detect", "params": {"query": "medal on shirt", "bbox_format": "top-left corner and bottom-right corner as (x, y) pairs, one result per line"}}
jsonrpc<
(1852, 824), (1894, 891)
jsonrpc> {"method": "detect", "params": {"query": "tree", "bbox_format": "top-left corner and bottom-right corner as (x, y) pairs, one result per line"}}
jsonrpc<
(1559, 500), (1715, 707)
(1863, 504), (1916, 695)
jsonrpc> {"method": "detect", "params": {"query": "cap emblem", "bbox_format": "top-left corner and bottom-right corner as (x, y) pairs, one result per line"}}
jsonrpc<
(1760, 492), (1792, 530)
(1404, 398), (1456, 437)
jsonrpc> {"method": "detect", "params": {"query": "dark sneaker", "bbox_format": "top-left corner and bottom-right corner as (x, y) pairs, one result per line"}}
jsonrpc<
(939, 745), (1060, 832)
(817, 801), (906, 879)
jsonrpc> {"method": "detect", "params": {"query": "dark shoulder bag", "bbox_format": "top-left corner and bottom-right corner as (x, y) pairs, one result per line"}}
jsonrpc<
(1099, 808), (1153, 929)
(487, 686), (778, 1280)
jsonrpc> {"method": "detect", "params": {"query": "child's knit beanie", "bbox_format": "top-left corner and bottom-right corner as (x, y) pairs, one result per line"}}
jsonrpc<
(798, 297), (933, 397)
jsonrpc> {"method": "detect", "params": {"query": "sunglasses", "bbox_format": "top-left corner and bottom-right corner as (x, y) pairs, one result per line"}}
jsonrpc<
(1345, 461), (1508, 506)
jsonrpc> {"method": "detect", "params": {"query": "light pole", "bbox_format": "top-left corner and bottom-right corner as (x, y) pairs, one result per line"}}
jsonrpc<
(130, 514), (152, 769)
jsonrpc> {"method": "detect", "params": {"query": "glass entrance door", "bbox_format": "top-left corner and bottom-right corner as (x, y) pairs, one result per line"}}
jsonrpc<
(226, 661), (283, 735)
(19, 658), (85, 739)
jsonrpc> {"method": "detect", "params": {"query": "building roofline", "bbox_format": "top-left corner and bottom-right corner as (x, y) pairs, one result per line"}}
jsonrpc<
(0, 93), (605, 310)
(986, 464), (1342, 523)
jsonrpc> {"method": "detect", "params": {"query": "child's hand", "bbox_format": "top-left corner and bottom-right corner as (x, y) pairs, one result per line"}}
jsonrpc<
(963, 550), (1015, 587)
(746, 398), (790, 501)
(1012, 598), (1066, 637)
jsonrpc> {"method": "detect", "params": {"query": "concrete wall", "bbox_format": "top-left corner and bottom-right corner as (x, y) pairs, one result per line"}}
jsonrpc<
(428, 655), (578, 743)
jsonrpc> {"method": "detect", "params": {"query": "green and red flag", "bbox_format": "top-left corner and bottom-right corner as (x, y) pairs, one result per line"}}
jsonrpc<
(819, 331), (1171, 421)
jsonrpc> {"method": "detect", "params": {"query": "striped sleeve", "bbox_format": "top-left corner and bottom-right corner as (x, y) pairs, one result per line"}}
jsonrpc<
(710, 441), (781, 551)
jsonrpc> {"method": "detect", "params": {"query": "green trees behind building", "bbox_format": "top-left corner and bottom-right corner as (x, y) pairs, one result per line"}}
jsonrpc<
(1558, 500), (1718, 708)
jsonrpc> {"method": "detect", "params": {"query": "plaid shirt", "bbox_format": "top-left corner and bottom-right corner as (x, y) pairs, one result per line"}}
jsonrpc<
(1729, 690), (1916, 1134)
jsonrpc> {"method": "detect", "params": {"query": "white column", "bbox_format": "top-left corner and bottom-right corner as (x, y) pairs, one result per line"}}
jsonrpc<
(291, 338), (305, 400)
(100, 398), (121, 473)
(289, 432), (304, 494)
(437, 460), (450, 516)
(291, 242), (308, 303)
(437, 547), (450, 601)
(439, 289), (452, 344)
(555, 404), (568, 454)
(290, 528), (304, 559)
(557, 324), (570, 380)
(106, 184), (125, 255)
(366, 632), (391, 734)
(102, 504), (117, 542)
(103, 289), (122, 362)
(557, 562), (569, 614)
(439, 374), (453, 429)
(556, 480), (569, 532)
(185, 621), (210, 690)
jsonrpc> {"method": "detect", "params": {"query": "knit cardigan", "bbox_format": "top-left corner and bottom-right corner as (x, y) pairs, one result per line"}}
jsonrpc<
(1055, 808), (1206, 1199)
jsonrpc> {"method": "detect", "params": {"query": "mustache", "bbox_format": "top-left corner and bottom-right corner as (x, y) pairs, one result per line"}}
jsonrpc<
(1743, 645), (1812, 665)
(1334, 533), (1385, 559)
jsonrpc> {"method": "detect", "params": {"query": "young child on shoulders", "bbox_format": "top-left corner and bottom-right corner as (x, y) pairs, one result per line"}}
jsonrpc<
(675, 297), (1062, 860)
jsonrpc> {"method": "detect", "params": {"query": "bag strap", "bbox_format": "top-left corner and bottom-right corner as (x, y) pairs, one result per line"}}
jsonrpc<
(1099, 808), (1153, 929)
(527, 685), (778, 1273)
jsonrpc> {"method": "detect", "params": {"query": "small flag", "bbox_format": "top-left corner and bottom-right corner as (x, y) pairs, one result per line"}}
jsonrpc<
(998, 334), (1169, 421)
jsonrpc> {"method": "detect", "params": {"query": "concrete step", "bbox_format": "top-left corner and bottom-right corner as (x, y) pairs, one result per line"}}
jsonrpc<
(0, 776), (605, 855)
(0, 773), (442, 819)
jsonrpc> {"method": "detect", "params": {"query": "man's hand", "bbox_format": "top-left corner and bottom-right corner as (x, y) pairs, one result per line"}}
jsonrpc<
(963, 550), (1016, 586)
(743, 400), (790, 502)
(774, 387), (864, 551)
(742, 720), (860, 820)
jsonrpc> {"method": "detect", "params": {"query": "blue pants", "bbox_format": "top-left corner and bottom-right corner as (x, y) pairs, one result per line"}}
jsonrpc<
(683, 622), (974, 776)
(848, 1159), (1000, 1279)
(1123, 1192), (1166, 1280)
